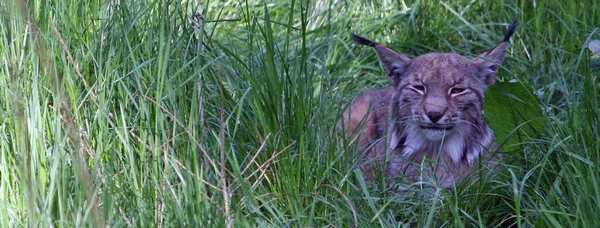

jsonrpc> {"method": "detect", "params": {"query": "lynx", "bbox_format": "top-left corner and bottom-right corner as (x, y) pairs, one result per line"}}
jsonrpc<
(343, 21), (517, 189)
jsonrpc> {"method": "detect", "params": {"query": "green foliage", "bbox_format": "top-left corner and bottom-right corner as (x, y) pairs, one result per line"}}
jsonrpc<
(1, 0), (600, 227)
(484, 82), (545, 151)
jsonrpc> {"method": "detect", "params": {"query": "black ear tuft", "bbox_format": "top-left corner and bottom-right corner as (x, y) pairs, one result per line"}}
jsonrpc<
(350, 33), (411, 85)
(503, 20), (518, 42)
(351, 34), (379, 47)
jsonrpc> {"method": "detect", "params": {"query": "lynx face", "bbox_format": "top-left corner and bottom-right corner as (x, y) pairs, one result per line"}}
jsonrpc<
(344, 21), (517, 188)
(394, 53), (494, 164)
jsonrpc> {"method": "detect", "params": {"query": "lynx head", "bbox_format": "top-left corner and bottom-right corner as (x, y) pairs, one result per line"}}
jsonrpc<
(352, 21), (517, 164)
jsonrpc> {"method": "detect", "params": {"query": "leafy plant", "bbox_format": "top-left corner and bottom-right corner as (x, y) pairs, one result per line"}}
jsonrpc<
(485, 81), (545, 151)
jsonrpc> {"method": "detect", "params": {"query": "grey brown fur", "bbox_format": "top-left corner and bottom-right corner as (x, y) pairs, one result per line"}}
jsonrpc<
(343, 21), (517, 189)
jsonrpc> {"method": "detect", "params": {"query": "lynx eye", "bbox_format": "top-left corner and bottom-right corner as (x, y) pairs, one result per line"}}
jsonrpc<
(450, 87), (467, 95)
(411, 85), (426, 93)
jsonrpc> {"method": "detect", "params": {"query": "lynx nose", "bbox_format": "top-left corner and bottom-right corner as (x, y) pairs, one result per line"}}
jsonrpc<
(426, 111), (443, 124)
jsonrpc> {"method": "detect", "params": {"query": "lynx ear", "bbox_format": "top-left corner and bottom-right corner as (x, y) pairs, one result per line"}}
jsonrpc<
(352, 34), (411, 85)
(474, 43), (508, 85)
(474, 20), (517, 86)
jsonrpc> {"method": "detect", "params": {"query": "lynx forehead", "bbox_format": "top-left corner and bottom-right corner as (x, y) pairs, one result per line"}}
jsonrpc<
(343, 21), (517, 189)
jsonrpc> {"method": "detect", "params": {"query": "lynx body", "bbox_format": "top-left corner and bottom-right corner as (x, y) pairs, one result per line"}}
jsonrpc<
(343, 21), (517, 189)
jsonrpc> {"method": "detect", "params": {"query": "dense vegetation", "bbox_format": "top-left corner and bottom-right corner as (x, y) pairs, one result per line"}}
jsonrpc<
(1, 0), (599, 226)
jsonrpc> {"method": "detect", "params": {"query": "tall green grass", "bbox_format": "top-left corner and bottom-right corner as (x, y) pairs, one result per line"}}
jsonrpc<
(1, 0), (599, 226)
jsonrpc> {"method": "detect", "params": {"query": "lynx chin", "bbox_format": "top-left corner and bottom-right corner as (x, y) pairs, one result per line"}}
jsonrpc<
(342, 21), (517, 189)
